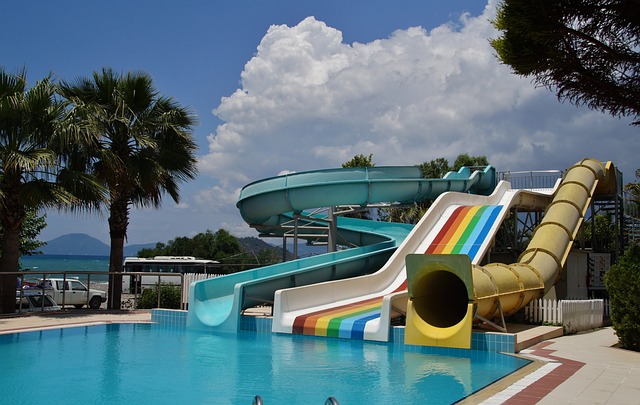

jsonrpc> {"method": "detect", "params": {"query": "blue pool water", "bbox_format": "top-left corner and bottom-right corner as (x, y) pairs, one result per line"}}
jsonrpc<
(0, 324), (528, 404)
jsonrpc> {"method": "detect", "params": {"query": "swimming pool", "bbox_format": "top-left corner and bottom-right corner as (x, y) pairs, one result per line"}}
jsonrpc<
(0, 324), (528, 404)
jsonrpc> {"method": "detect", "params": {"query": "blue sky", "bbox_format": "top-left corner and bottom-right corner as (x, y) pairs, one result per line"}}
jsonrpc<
(4, 1), (638, 246)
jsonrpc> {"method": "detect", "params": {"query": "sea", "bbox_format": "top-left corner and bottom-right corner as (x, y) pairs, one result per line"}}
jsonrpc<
(20, 254), (110, 283)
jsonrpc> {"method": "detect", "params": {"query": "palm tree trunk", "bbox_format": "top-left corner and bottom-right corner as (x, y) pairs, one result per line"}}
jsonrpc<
(107, 199), (128, 310)
(0, 222), (21, 314)
(0, 179), (24, 314)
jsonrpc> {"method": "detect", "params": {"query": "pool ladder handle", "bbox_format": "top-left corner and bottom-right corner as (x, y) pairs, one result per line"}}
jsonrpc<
(252, 395), (339, 404)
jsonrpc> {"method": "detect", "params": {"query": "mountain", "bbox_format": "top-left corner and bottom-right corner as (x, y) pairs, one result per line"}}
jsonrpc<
(42, 233), (155, 256)
(238, 236), (290, 259)
(42, 233), (108, 255)
(238, 237), (327, 259)
(41, 233), (326, 258)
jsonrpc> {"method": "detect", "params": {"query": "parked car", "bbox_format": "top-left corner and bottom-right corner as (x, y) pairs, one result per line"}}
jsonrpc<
(15, 290), (61, 312)
(33, 278), (107, 309)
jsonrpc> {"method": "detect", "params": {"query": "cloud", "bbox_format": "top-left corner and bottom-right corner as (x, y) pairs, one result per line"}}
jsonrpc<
(199, 2), (639, 236)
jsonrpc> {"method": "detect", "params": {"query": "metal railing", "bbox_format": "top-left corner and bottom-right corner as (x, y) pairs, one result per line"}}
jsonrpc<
(124, 272), (186, 310)
(9, 270), (193, 313)
(499, 170), (563, 190)
(12, 270), (106, 313)
(251, 395), (339, 404)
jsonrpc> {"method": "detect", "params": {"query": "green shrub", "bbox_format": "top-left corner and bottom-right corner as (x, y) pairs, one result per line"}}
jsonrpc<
(136, 283), (182, 309)
(605, 244), (640, 351)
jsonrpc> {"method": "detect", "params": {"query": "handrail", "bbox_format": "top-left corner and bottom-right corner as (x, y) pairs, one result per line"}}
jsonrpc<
(125, 272), (186, 310)
(10, 270), (186, 313)
(12, 270), (106, 312)
(249, 395), (338, 404)
(499, 169), (563, 190)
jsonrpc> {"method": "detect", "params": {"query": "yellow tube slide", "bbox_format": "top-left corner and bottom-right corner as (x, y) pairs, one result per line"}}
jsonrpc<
(405, 159), (613, 348)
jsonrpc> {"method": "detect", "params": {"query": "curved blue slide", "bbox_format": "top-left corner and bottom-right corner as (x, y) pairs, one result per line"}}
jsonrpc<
(187, 165), (496, 333)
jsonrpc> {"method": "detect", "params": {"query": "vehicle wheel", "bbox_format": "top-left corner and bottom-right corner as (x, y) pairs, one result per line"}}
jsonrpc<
(74, 304), (84, 309)
(89, 296), (102, 310)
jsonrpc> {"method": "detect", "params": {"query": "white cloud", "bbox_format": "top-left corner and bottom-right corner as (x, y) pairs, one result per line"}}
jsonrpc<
(198, 2), (639, 237)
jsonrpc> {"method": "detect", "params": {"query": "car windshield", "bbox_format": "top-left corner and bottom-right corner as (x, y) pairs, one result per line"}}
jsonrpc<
(71, 281), (87, 291)
(30, 295), (56, 307)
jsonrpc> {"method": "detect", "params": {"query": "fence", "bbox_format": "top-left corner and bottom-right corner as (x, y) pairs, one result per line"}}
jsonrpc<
(181, 273), (222, 306)
(123, 272), (223, 309)
(499, 170), (563, 190)
(524, 298), (607, 333)
(8, 270), (224, 313)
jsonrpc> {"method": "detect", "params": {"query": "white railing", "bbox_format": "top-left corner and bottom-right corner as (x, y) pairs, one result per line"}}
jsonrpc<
(526, 298), (562, 324)
(525, 298), (606, 333)
(181, 273), (222, 305)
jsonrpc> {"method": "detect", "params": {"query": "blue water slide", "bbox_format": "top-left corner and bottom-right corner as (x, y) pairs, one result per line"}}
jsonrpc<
(187, 165), (496, 333)
(237, 166), (496, 228)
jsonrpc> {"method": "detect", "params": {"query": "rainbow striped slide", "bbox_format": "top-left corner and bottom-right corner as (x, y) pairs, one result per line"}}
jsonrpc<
(291, 205), (504, 339)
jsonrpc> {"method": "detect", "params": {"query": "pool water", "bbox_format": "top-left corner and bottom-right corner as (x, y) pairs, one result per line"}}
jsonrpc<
(0, 324), (528, 404)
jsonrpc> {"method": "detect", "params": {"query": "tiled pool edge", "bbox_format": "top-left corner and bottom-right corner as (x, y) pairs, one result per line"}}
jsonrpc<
(152, 309), (517, 353)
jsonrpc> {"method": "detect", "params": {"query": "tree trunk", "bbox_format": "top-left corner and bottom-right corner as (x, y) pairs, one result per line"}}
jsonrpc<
(0, 221), (22, 314)
(0, 176), (25, 314)
(107, 199), (129, 310)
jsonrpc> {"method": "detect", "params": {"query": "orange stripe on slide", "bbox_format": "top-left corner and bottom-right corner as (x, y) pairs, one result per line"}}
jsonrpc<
(440, 206), (482, 254)
(427, 206), (472, 254)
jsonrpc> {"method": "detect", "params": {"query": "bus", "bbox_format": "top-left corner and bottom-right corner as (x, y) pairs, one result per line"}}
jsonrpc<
(123, 256), (220, 292)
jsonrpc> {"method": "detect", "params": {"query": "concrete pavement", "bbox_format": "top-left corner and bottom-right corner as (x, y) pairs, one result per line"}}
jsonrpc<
(0, 310), (151, 334)
(471, 327), (640, 404)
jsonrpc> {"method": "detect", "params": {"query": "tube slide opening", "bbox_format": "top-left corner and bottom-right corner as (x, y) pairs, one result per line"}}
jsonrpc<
(412, 270), (468, 328)
(406, 254), (474, 348)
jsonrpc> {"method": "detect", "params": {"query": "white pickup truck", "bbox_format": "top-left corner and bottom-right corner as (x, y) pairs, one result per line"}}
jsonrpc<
(36, 278), (107, 309)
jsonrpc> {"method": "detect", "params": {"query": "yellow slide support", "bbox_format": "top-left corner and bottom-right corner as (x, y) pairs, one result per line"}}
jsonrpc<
(405, 158), (613, 348)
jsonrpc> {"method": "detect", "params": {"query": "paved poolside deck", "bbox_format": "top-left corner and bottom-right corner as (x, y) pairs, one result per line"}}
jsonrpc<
(464, 326), (640, 404)
(1, 311), (638, 404)
(0, 310), (152, 334)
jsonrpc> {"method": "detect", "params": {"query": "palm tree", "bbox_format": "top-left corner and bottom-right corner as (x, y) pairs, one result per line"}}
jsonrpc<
(0, 68), (104, 313)
(59, 68), (198, 309)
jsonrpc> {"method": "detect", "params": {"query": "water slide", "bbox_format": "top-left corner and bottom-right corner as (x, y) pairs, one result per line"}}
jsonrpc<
(271, 181), (555, 342)
(404, 159), (615, 348)
(187, 166), (496, 332)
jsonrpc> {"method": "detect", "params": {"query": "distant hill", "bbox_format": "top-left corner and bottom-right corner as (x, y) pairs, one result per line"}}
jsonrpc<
(238, 237), (326, 259)
(238, 236), (290, 259)
(41, 233), (325, 258)
(42, 233), (155, 256)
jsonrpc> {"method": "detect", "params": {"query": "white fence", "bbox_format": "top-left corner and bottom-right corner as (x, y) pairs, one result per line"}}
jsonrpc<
(524, 299), (607, 333)
(181, 273), (222, 305)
